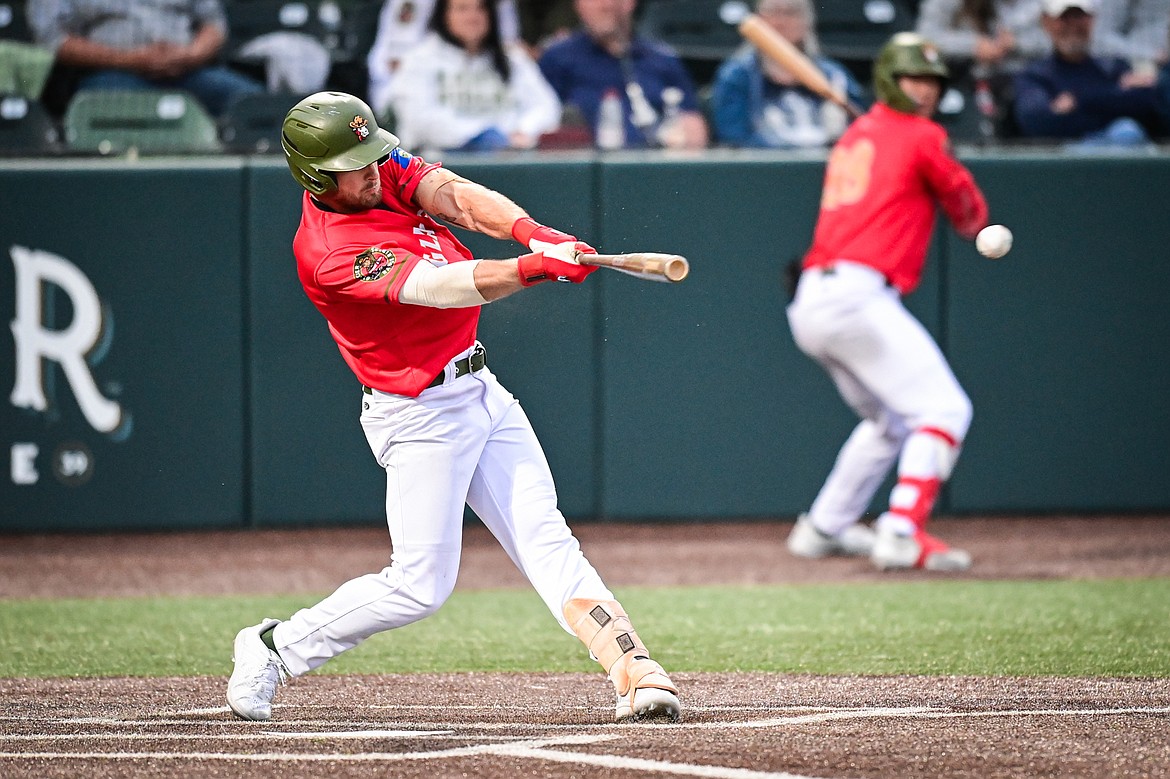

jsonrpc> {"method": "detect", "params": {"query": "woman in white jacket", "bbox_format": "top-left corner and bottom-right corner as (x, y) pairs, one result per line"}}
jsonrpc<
(388, 0), (561, 152)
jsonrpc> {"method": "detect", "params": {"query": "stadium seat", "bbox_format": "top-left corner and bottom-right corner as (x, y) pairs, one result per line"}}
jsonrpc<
(219, 91), (301, 153)
(815, 0), (917, 65)
(935, 85), (991, 144)
(0, 1), (33, 42)
(0, 94), (59, 154)
(63, 90), (223, 155)
(223, 0), (379, 64)
(637, 0), (749, 62)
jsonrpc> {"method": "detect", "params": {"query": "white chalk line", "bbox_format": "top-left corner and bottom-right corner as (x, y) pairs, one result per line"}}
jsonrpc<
(0, 733), (822, 779)
(0, 730), (459, 742)
(4, 705), (1168, 779)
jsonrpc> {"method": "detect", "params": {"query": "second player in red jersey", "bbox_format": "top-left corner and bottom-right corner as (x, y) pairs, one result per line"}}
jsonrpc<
(786, 33), (993, 572)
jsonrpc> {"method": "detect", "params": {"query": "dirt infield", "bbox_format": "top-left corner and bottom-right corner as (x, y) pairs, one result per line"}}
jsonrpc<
(3, 515), (1170, 778)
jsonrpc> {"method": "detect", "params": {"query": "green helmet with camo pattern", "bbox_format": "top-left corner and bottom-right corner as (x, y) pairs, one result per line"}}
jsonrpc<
(281, 92), (399, 195)
(873, 32), (950, 114)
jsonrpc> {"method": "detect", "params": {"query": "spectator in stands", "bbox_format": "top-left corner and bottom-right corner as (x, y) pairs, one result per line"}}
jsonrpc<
(1013, 0), (1163, 145)
(368, 0), (519, 121)
(710, 0), (864, 149)
(916, 0), (1050, 73)
(538, 0), (708, 149)
(387, 0), (560, 152)
(28, 0), (262, 116)
(1092, 0), (1169, 69)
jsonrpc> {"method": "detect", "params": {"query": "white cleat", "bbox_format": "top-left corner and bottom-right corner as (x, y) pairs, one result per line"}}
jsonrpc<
(786, 514), (876, 558)
(227, 618), (288, 721)
(613, 657), (681, 723)
(871, 528), (972, 572)
(616, 685), (682, 723)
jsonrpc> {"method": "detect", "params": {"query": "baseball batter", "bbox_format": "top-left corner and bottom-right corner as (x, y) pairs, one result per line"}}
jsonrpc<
(785, 33), (990, 571)
(226, 91), (680, 723)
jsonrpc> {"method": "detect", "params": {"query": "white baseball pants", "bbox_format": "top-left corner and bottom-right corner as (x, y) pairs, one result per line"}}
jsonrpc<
(786, 262), (972, 536)
(272, 344), (613, 676)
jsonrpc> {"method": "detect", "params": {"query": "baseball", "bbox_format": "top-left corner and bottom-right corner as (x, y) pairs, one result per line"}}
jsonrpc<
(976, 224), (1013, 259)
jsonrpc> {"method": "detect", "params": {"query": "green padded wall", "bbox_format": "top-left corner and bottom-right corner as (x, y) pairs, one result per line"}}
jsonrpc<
(946, 154), (1170, 512)
(0, 160), (247, 530)
(4, 152), (1169, 532)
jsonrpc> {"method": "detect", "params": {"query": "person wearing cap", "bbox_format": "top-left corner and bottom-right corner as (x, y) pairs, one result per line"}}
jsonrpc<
(1013, 0), (1164, 144)
(784, 33), (993, 573)
(225, 90), (681, 725)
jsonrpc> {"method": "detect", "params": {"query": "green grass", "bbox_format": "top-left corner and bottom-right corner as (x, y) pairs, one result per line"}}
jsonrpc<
(2, 580), (1168, 678)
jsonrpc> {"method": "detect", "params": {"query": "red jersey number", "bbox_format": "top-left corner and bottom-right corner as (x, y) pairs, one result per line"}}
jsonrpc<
(821, 139), (875, 211)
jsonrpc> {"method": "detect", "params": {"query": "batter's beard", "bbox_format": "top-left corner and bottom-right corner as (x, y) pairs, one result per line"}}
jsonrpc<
(356, 182), (382, 209)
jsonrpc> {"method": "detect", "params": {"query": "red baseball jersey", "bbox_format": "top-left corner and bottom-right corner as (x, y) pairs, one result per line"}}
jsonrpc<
(803, 103), (988, 294)
(292, 148), (479, 396)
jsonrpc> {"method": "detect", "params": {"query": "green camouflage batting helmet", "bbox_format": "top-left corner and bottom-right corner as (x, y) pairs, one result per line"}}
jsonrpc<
(873, 32), (949, 114)
(281, 92), (399, 195)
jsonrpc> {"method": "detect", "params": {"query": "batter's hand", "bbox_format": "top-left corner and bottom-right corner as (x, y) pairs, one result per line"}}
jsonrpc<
(517, 251), (598, 286)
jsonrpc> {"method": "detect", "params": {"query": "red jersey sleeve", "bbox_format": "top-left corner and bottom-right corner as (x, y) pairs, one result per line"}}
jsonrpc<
(916, 126), (988, 240)
(380, 147), (443, 205)
(311, 241), (419, 306)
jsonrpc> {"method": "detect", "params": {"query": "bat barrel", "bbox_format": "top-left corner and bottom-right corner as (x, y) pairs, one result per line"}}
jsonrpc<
(661, 257), (689, 282)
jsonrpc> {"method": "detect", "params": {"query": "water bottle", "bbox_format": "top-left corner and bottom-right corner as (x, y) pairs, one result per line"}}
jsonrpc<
(656, 86), (686, 148)
(972, 65), (996, 142)
(596, 89), (625, 150)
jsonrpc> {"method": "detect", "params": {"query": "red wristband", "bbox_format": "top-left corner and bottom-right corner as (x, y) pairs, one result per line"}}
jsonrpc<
(511, 217), (539, 247)
(516, 252), (546, 286)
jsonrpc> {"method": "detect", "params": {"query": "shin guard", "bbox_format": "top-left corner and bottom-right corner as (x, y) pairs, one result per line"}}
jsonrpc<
(563, 599), (677, 697)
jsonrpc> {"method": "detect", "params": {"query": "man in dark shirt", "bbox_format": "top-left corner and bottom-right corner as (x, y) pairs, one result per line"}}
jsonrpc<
(1013, 0), (1163, 145)
(537, 0), (708, 149)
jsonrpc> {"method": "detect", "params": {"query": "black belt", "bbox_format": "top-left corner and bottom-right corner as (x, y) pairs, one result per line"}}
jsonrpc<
(363, 345), (486, 395)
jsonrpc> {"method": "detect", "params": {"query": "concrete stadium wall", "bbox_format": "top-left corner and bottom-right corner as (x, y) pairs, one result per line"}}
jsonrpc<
(2, 151), (1167, 531)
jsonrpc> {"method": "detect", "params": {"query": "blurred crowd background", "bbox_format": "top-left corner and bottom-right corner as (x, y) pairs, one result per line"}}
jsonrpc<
(1, 0), (1168, 155)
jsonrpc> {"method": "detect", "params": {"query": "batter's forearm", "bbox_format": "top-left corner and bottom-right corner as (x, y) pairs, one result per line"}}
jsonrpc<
(415, 169), (528, 241)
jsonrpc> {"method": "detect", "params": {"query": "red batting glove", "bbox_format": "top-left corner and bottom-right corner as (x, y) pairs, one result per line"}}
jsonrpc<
(517, 252), (598, 286)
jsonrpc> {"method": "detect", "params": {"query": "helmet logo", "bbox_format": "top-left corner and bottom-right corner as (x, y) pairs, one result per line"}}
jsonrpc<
(350, 115), (371, 142)
(354, 248), (395, 282)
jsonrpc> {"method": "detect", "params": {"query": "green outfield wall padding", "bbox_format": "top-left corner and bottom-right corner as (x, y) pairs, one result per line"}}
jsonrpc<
(3, 151), (1169, 532)
(0, 160), (248, 530)
(946, 155), (1170, 512)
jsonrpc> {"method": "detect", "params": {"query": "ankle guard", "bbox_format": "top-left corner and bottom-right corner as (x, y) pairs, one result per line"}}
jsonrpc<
(563, 599), (677, 696)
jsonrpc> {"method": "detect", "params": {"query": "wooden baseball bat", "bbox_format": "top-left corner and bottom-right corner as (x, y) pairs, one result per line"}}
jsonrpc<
(737, 13), (865, 119)
(577, 252), (690, 283)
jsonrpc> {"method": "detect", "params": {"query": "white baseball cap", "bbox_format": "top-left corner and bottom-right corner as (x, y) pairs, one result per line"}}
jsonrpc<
(1043, 0), (1096, 15)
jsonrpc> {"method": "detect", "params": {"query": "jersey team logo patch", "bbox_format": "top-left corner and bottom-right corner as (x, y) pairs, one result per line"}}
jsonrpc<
(350, 115), (370, 142)
(354, 248), (395, 281)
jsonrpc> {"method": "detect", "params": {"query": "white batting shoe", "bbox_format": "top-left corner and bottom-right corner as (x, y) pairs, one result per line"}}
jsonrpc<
(871, 528), (972, 572)
(227, 618), (289, 721)
(787, 514), (876, 558)
(612, 657), (681, 723)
